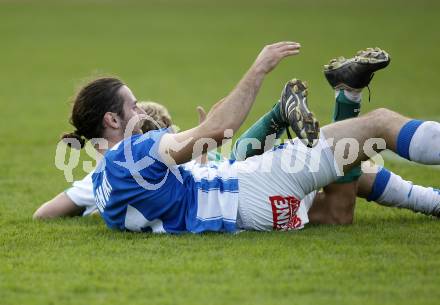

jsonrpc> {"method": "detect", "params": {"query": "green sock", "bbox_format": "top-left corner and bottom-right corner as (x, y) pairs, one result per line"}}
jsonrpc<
(334, 90), (363, 183)
(230, 103), (285, 161)
(333, 90), (361, 121)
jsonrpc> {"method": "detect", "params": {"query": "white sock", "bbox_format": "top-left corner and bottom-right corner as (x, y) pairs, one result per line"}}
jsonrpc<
(334, 89), (362, 103)
(368, 167), (440, 216)
(397, 120), (440, 165)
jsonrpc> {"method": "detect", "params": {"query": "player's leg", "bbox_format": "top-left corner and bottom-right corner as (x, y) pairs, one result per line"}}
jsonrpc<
(320, 47), (440, 172)
(306, 89), (362, 224)
(357, 165), (440, 216)
(308, 48), (390, 224)
(230, 103), (286, 161)
(231, 76), (320, 161)
(310, 163), (440, 223)
(293, 47), (394, 195)
(307, 184), (357, 224)
(307, 89), (364, 224)
(320, 49), (440, 218)
(319, 48), (393, 174)
(275, 78), (440, 199)
(323, 109), (440, 174)
(329, 89), (363, 183)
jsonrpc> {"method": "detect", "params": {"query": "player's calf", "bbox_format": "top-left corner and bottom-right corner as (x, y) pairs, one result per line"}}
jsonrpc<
(360, 166), (440, 217)
(308, 185), (356, 225)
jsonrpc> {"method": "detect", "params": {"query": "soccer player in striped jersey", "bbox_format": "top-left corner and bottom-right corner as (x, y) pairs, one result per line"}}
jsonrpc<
(33, 96), (440, 223)
(35, 42), (440, 232)
(60, 41), (440, 233)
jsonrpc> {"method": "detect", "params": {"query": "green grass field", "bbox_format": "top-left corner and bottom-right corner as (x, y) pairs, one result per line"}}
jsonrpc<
(1, 1), (440, 304)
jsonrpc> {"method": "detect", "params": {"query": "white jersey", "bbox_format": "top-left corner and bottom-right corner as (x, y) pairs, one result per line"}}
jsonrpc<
(65, 172), (97, 216)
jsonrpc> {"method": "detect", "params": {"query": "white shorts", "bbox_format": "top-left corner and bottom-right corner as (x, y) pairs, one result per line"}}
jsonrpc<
(234, 133), (340, 231)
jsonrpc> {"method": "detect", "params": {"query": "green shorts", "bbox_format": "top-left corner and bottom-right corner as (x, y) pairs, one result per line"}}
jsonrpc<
(334, 165), (362, 184)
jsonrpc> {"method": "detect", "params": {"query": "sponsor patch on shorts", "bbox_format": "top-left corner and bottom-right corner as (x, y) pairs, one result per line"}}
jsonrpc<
(269, 195), (302, 230)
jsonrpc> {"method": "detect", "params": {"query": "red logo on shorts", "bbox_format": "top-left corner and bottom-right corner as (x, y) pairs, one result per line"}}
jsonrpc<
(269, 196), (302, 231)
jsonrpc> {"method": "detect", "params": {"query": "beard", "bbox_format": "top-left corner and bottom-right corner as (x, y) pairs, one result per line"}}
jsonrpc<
(120, 114), (144, 138)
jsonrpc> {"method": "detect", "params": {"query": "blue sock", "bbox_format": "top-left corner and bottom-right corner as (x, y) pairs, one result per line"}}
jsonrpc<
(367, 167), (391, 202)
(396, 119), (424, 160)
(396, 119), (440, 164)
(367, 167), (440, 215)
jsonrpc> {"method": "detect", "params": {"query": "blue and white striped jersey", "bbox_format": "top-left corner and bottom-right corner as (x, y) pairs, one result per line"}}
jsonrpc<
(92, 129), (239, 233)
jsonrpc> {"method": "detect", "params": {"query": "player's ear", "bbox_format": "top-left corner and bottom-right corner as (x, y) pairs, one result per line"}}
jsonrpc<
(102, 112), (121, 130)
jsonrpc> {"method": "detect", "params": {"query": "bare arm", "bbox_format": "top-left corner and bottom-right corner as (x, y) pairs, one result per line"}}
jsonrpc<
(33, 192), (84, 220)
(160, 41), (301, 165)
(195, 106), (209, 164)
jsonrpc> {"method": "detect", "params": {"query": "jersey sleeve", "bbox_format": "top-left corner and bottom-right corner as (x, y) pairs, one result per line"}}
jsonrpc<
(130, 128), (172, 179)
(65, 171), (97, 216)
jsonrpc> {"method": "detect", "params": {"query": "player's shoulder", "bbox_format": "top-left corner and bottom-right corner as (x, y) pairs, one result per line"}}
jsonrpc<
(95, 128), (173, 177)
(108, 128), (171, 156)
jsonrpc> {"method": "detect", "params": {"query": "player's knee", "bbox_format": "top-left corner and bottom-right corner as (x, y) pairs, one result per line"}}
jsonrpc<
(367, 108), (395, 123)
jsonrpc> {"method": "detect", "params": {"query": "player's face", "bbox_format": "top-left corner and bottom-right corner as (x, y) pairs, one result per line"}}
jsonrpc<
(118, 85), (146, 135)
